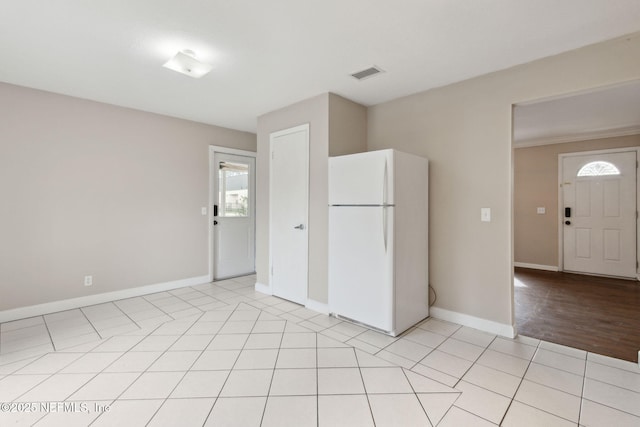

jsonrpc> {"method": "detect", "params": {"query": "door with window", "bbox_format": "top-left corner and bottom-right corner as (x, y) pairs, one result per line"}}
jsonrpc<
(562, 151), (637, 278)
(213, 152), (256, 279)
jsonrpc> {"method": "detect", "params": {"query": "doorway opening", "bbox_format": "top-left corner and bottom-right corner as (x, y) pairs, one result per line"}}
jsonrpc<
(512, 80), (640, 362)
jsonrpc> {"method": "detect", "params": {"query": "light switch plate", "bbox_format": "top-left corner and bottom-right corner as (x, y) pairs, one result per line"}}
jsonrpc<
(537, 207), (546, 214)
(481, 207), (491, 222)
(201, 207), (207, 215)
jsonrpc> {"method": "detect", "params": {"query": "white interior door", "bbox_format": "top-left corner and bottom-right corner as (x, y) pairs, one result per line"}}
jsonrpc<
(562, 151), (637, 278)
(213, 152), (256, 280)
(269, 124), (309, 304)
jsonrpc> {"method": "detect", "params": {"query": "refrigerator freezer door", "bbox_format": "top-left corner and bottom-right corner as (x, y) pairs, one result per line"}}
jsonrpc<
(329, 206), (394, 332)
(329, 149), (394, 206)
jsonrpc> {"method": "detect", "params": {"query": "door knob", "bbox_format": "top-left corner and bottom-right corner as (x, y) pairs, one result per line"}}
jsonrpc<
(565, 220), (571, 225)
(294, 224), (305, 230)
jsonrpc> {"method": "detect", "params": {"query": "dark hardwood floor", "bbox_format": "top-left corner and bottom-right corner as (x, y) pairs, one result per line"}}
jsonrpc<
(514, 267), (640, 363)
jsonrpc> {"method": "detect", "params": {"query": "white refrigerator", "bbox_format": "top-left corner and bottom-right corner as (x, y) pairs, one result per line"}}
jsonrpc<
(328, 149), (429, 336)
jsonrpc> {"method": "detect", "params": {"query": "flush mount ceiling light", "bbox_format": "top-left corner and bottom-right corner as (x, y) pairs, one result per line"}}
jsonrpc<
(163, 49), (213, 78)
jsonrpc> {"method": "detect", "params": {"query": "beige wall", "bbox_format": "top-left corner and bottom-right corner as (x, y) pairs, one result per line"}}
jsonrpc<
(514, 134), (640, 267)
(0, 83), (255, 311)
(328, 93), (367, 157)
(367, 32), (640, 329)
(256, 93), (367, 304)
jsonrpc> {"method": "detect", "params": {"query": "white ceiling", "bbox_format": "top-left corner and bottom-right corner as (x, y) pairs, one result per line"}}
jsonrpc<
(2, 1), (640, 132)
(513, 81), (640, 146)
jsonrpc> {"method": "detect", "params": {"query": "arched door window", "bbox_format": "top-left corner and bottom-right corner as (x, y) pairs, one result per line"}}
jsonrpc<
(577, 161), (620, 177)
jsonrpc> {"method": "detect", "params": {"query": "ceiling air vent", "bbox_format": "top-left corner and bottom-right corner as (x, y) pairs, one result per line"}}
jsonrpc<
(351, 66), (384, 81)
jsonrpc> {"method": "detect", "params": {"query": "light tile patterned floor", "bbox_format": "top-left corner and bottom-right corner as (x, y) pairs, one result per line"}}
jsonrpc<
(0, 274), (638, 426)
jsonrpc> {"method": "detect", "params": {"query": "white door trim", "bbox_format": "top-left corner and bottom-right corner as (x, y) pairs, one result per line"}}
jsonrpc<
(267, 123), (310, 297)
(557, 147), (640, 280)
(208, 145), (257, 282)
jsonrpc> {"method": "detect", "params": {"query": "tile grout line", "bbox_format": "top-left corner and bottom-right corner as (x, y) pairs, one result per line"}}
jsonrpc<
(110, 301), (145, 330)
(79, 307), (104, 341)
(65, 320), (170, 427)
(452, 406), (503, 425)
(353, 341), (378, 427)
(142, 294), (192, 321)
(41, 315), (57, 352)
(170, 287), (218, 314)
(431, 335), (505, 426)
(147, 306), (239, 426)
(0, 333), (56, 359)
(511, 400), (587, 425)
(496, 337), (544, 426)
(243, 305), (275, 427)
(87, 310), (207, 426)
(0, 316), (46, 334)
(200, 302), (260, 427)
(420, 336), (537, 390)
(424, 334), (499, 426)
(359, 321), (455, 387)
(582, 374), (640, 395)
(112, 302), (170, 331)
(412, 327), (485, 389)
(373, 321), (461, 369)
(9, 347), (105, 412)
(534, 339), (592, 359)
(588, 355), (640, 374)
(5, 351), (62, 404)
(141, 312), (210, 427)
(400, 363), (440, 426)
(580, 394), (640, 420)
(409, 327), (531, 423)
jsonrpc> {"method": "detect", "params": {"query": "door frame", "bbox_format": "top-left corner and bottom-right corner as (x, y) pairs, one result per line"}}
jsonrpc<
(557, 147), (640, 280)
(267, 123), (310, 298)
(208, 145), (257, 282)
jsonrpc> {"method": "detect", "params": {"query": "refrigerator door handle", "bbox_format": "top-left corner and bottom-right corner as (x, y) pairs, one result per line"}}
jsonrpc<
(382, 207), (388, 252)
(382, 159), (388, 206)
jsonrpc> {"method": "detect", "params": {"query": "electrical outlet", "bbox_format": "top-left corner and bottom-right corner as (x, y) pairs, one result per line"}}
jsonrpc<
(84, 275), (93, 287)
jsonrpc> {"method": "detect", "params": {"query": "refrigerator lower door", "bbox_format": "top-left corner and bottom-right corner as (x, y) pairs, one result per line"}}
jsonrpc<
(329, 206), (394, 332)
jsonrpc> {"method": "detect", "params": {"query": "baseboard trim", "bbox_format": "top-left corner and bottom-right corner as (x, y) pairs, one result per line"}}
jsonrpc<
(429, 307), (516, 338)
(0, 275), (210, 324)
(514, 262), (559, 272)
(305, 299), (329, 315)
(254, 282), (271, 295)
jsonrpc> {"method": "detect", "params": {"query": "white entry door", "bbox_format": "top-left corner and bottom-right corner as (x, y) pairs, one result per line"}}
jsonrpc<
(270, 124), (309, 304)
(213, 152), (256, 280)
(562, 151), (637, 278)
